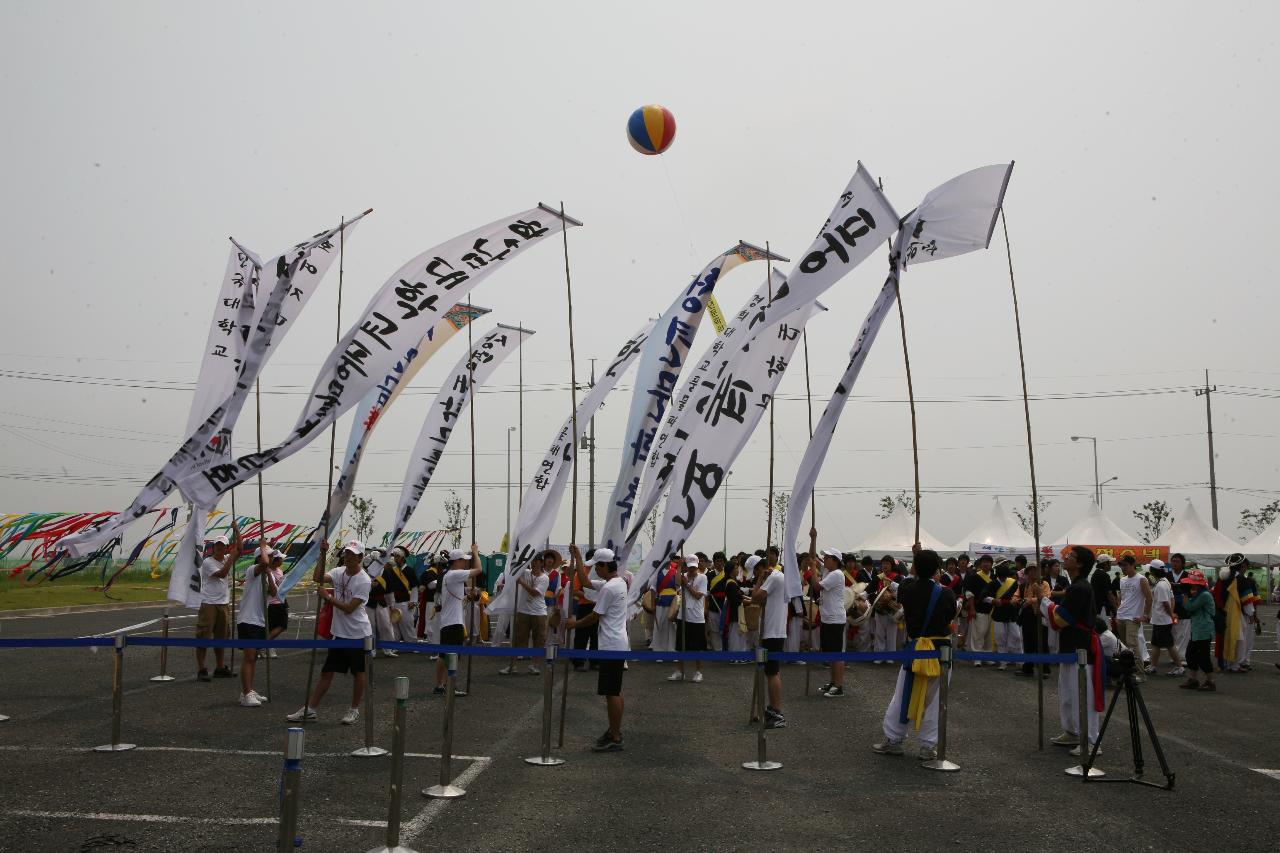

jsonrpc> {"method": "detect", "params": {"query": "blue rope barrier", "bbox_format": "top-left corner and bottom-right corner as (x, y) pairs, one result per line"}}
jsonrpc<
(771, 649), (939, 663)
(954, 651), (1073, 665)
(0, 637), (118, 649)
(560, 648), (752, 662)
(128, 637), (364, 650)
(378, 641), (515, 658)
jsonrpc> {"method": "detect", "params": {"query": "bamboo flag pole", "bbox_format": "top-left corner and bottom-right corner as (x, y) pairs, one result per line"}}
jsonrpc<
(256, 378), (271, 699)
(891, 255), (921, 544)
(301, 214), (346, 716)
(465, 300), (477, 694)
(518, 321), (525, 510)
(765, 242), (775, 550)
(550, 200), (580, 750)
(802, 330), (816, 529)
(228, 460), (237, 677)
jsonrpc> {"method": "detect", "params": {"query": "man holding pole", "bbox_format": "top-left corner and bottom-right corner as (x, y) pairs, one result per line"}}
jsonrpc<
(435, 545), (483, 695)
(195, 523), (240, 683)
(287, 539), (371, 724)
(670, 555), (707, 683)
(871, 547), (956, 761)
(565, 545), (628, 752)
(743, 554), (788, 729)
(236, 544), (279, 707)
(1042, 545), (1102, 753)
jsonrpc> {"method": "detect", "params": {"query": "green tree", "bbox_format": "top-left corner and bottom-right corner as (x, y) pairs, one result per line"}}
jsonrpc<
(440, 489), (470, 548)
(1132, 500), (1174, 544)
(349, 495), (377, 544)
(877, 490), (917, 519)
(1014, 498), (1052, 538)
(1239, 499), (1280, 537)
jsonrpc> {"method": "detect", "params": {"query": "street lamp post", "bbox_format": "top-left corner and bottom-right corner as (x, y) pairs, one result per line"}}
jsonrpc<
(1070, 436), (1100, 505)
(506, 426), (516, 545)
(1099, 475), (1118, 508)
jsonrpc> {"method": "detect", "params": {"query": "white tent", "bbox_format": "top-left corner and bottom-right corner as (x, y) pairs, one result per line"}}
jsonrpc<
(949, 497), (1036, 552)
(854, 510), (953, 558)
(1058, 501), (1141, 547)
(1243, 513), (1280, 562)
(1164, 499), (1241, 567)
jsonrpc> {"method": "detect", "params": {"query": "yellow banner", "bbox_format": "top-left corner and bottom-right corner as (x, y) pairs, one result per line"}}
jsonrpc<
(706, 295), (727, 334)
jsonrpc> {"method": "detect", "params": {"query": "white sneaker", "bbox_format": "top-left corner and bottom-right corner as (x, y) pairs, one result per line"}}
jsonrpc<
(249, 690), (269, 704)
(498, 665), (515, 675)
(1069, 743), (1101, 757)
(285, 706), (316, 722)
(267, 649), (280, 659)
(667, 672), (684, 681)
(1168, 666), (1186, 677)
(691, 672), (704, 683)
(238, 692), (262, 708)
(340, 708), (360, 725)
(527, 666), (540, 675)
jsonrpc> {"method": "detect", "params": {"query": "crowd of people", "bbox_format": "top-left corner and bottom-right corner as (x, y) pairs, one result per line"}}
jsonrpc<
(190, 528), (1277, 758)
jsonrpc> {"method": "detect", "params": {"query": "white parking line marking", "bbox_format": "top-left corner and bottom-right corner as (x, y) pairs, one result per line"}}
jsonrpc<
(0, 744), (491, 761)
(1253, 768), (1280, 781)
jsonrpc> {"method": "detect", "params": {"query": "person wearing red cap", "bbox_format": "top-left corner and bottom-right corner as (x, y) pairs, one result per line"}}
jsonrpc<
(1178, 569), (1216, 691)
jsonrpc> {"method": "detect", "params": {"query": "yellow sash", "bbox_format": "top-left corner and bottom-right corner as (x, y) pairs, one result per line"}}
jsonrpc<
(906, 635), (948, 729)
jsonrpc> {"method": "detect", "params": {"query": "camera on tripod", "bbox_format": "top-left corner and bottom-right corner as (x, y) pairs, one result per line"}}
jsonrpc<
(1111, 648), (1137, 676)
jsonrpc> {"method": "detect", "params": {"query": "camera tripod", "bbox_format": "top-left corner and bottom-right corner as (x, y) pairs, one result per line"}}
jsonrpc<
(1081, 662), (1175, 790)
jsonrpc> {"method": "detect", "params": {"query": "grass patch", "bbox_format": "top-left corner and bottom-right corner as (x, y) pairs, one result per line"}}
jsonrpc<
(0, 575), (171, 611)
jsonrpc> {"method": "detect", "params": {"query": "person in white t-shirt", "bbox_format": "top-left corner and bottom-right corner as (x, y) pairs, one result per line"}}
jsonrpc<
(565, 545), (628, 752)
(435, 545), (483, 696)
(195, 523), (240, 682)
(670, 555), (708, 683)
(236, 543), (280, 708)
(1146, 561), (1185, 676)
(287, 539), (372, 725)
(743, 553), (789, 729)
(809, 532), (848, 698)
(501, 553), (549, 675)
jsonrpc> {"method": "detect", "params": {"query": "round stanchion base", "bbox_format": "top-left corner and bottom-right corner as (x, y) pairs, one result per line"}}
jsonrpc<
(351, 746), (390, 757)
(422, 784), (466, 799)
(741, 760), (782, 772)
(365, 847), (421, 853)
(93, 743), (137, 752)
(523, 756), (566, 766)
(1064, 765), (1105, 778)
(921, 758), (961, 772)
(149, 675), (176, 682)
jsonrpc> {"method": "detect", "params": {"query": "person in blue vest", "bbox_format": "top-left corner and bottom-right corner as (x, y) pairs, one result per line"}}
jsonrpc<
(871, 545), (956, 761)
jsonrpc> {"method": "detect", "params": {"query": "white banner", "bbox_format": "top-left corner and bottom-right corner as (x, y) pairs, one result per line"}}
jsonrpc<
(622, 164), (897, 562)
(175, 206), (573, 507)
(969, 542), (1062, 560)
(384, 323), (532, 550)
(599, 243), (774, 554)
(276, 303), (490, 597)
(628, 299), (824, 602)
(780, 163), (1014, 597)
(61, 216), (364, 559)
(489, 320), (655, 614)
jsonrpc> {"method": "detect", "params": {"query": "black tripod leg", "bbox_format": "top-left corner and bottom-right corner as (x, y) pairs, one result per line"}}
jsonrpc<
(1131, 681), (1176, 789)
(1087, 674), (1124, 771)
(1126, 680), (1144, 777)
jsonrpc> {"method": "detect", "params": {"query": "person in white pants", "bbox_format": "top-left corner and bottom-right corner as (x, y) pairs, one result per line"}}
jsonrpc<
(385, 547), (418, 644)
(1043, 545), (1102, 755)
(872, 548), (957, 761)
(964, 555), (995, 664)
(991, 565), (1023, 669)
(491, 574), (512, 647)
(1168, 553), (1193, 660)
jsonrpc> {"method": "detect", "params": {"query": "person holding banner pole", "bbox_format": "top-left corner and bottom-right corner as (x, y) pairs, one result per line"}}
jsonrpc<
(195, 523), (240, 682)
(236, 544), (278, 707)
(565, 544), (627, 752)
(436, 545), (483, 696)
(1042, 545), (1102, 752)
(743, 554), (788, 729)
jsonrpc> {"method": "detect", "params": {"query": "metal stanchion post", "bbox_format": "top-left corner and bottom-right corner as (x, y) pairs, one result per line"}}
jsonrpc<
(742, 646), (781, 771)
(1065, 648), (1104, 778)
(94, 635), (137, 752)
(150, 608), (175, 682)
(525, 644), (565, 767)
(922, 644), (960, 772)
(424, 653), (466, 798)
(367, 676), (417, 853)
(353, 636), (388, 757)
(277, 727), (305, 853)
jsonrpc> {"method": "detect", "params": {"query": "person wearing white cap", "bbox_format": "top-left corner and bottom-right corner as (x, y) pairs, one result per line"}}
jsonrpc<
(1146, 559), (1185, 676)
(743, 552), (788, 729)
(195, 522), (241, 683)
(1167, 553), (1193, 662)
(811, 531), (849, 698)
(266, 548), (290, 658)
(435, 544), (483, 696)
(565, 544), (629, 751)
(235, 542), (280, 707)
(288, 539), (371, 724)
(670, 554), (707, 683)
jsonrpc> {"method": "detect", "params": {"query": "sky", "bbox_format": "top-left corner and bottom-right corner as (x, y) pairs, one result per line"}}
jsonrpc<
(2, 1), (1278, 557)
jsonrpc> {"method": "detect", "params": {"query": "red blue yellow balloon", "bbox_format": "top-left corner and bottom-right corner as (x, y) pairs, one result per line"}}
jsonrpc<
(627, 104), (676, 155)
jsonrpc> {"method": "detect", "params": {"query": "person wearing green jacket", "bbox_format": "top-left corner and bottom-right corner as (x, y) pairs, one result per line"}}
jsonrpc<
(1178, 569), (1217, 692)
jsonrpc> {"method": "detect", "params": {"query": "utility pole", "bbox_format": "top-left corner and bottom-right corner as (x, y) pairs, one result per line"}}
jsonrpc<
(1194, 369), (1219, 529)
(587, 359), (596, 547)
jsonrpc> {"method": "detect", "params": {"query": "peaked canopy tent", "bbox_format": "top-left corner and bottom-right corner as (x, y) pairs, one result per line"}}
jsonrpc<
(1057, 501), (1142, 550)
(1243, 514), (1280, 562)
(853, 510), (954, 559)
(1164, 499), (1243, 568)
(949, 497), (1037, 552)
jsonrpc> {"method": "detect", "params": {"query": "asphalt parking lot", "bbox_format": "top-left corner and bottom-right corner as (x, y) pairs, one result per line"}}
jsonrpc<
(1, 602), (1278, 852)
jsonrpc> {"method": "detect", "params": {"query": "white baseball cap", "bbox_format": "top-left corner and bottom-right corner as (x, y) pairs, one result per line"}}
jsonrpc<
(745, 555), (763, 572)
(269, 548), (285, 561)
(587, 548), (616, 566)
(342, 540), (365, 556)
(684, 555), (699, 568)
(211, 535), (230, 546)
(821, 548), (842, 562)
(447, 548), (468, 562)
(1147, 558), (1166, 570)
(1096, 553), (1113, 563)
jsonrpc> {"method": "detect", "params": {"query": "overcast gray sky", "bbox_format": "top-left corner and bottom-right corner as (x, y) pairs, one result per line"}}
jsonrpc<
(2, 1), (1277, 555)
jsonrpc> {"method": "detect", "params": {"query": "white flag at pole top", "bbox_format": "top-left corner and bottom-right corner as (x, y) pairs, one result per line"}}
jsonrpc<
(277, 302), (491, 598)
(175, 205), (575, 508)
(60, 214), (366, 560)
(781, 162), (1014, 598)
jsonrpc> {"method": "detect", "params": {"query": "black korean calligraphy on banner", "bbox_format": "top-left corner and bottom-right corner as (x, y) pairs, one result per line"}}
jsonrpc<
(61, 215), (366, 562)
(174, 207), (573, 509)
(488, 320), (655, 616)
(625, 300), (825, 605)
(598, 243), (775, 555)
